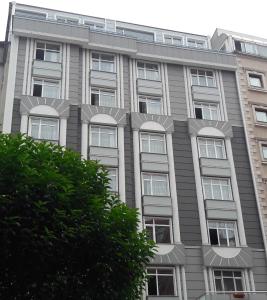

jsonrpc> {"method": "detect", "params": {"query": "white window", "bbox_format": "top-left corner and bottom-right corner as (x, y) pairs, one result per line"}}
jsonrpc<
(255, 110), (267, 123)
(202, 177), (232, 201)
(142, 173), (169, 196)
(137, 62), (160, 81)
(139, 96), (162, 115)
(33, 79), (60, 99)
(198, 138), (226, 159)
(91, 52), (115, 72)
(194, 102), (220, 121)
(147, 268), (176, 296)
(248, 73), (264, 88)
(107, 168), (118, 192)
(91, 89), (116, 107)
(261, 145), (267, 160)
(235, 40), (258, 55)
(164, 35), (183, 46)
(90, 125), (117, 148)
(208, 221), (238, 247)
(191, 69), (216, 87)
(214, 270), (244, 292)
(84, 21), (105, 31)
(29, 117), (59, 141)
(144, 217), (172, 244)
(140, 132), (166, 154)
(35, 42), (60, 62)
(187, 38), (205, 49)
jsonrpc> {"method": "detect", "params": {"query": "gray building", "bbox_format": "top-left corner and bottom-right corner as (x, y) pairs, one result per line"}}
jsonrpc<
(1, 2), (267, 299)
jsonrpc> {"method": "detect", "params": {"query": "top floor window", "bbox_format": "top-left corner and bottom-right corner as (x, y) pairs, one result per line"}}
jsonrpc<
(137, 62), (160, 81)
(164, 35), (183, 46)
(235, 40), (258, 55)
(116, 27), (154, 42)
(56, 16), (79, 25)
(36, 42), (61, 63)
(187, 38), (206, 49)
(92, 52), (115, 73)
(84, 21), (105, 31)
(191, 69), (216, 87)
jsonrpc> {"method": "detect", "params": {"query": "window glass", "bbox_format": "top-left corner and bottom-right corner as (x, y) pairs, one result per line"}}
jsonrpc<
(140, 133), (165, 154)
(90, 126), (117, 148)
(202, 178), (232, 200)
(147, 268), (175, 296)
(91, 89), (116, 107)
(198, 138), (226, 159)
(143, 173), (169, 196)
(194, 102), (220, 121)
(190, 69), (215, 87)
(92, 52), (115, 72)
(36, 42), (60, 62)
(29, 117), (59, 141)
(255, 110), (267, 122)
(208, 221), (237, 247)
(144, 217), (172, 244)
(262, 145), (267, 159)
(137, 62), (159, 81)
(249, 74), (263, 88)
(139, 97), (162, 115)
(107, 168), (118, 192)
(33, 80), (59, 98)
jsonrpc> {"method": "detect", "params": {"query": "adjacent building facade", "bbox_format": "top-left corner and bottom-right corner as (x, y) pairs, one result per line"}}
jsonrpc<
(1, 3), (267, 299)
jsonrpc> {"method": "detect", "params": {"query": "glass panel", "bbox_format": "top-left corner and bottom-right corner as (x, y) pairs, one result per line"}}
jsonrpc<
(158, 275), (174, 295)
(203, 182), (212, 199)
(192, 75), (198, 85)
(250, 76), (262, 87)
(221, 184), (231, 200)
(213, 182), (222, 200)
(33, 84), (42, 97)
(101, 91), (115, 107)
(101, 61), (114, 72)
(215, 278), (223, 291)
(43, 84), (59, 98)
(141, 139), (149, 152)
(46, 51), (60, 62)
(147, 275), (157, 295)
(218, 229), (228, 246)
(262, 146), (267, 159)
(143, 177), (151, 195)
(91, 92), (99, 106)
(30, 121), (39, 139)
(155, 218), (169, 225)
(92, 60), (99, 71)
(223, 278), (235, 291)
(146, 69), (159, 81)
(36, 49), (44, 60)
(209, 228), (219, 245)
(207, 143), (216, 158)
(155, 226), (171, 243)
(207, 77), (215, 87)
(256, 111), (267, 122)
(199, 76), (206, 86)
(145, 226), (154, 241)
(148, 100), (161, 115)
(235, 279), (243, 291)
(228, 229), (236, 247)
(150, 136), (165, 154)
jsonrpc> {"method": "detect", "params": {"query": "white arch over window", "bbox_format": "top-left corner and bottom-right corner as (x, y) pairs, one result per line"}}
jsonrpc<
(198, 127), (224, 137)
(140, 121), (165, 132)
(91, 114), (117, 125)
(30, 105), (59, 117)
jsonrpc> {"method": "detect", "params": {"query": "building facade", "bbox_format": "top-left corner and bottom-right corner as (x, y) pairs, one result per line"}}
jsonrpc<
(1, 3), (267, 299)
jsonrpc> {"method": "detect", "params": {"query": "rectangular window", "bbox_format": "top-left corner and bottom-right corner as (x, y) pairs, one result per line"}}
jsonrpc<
(187, 38), (205, 49)
(255, 110), (267, 123)
(84, 21), (105, 31)
(92, 52), (115, 73)
(56, 16), (79, 25)
(262, 145), (267, 160)
(140, 132), (166, 154)
(235, 40), (258, 55)
(164, 35), (183, 46)
(214, 270), (244, 291)
(91, 89), (116, 107)
(198, 138), (226, 159)
(33, 79), (60, 99)
(90, 125), (117, 148)
(16, 9), (47, 20)
(248, 73), (264, 88)
(137, 61), (160, 81)
(107, 168), (118, 192)
(144, 217), (172, 244)
(29, 117), (59, 141)
(142, 173), (169, 196)
(147, 268), (176, 296)
(35, 42), (60, 62)
(139, 96), (162, 115)
(202, 177), (232, 201)
(191, 69), (216, 87)
(208, 221), (237, 247)
(194, 102), (220, 121)
(116, 27), (154, 42)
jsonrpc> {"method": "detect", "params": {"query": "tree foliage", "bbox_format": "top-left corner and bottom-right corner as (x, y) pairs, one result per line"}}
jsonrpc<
(0, 134), (155, 300)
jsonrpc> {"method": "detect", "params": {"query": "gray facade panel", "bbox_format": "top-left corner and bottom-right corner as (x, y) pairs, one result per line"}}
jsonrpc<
(253, 250), (267, 291)
(231, 126), (263, 248)
(69, 45), (81, 104)
(124, 115), (135, 208)
(15, 37), (26, 98)
(11, 98), (21, 133)
(66, 105), (81, 153)
(172, 121), (202, 245)
(123, 56), (131, 111)
(167, 64), (187, 121)
(221, 71), (243, 127)
(185, 247), (205, 300)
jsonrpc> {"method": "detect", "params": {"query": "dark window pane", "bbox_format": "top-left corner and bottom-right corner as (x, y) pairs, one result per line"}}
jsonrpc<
(195, 107), (203, 119)
(33, 84), (42, 97)
(223, 278), (235, 291)
(235, 279), (243, 291)
(155, 226), (171, 243)
(234, 271), (242, 277)
(154, 218), (169, 225)
(147, 268), (156, 274)
(139, 101), (147, 113)
(215, 278), (223, 291)
(158, 269), (173, 275)
(158, 275), (174, 295)
(147, 275), (157, 295)
(91, 93), (99, 106)
(209, 229), (219, 245)
(214, 270), (221, 276)
(144, 217), (153, 224)
(235, 40), (242, 52)
(145, 227), (154, 241)
(36, 49), (44, 60)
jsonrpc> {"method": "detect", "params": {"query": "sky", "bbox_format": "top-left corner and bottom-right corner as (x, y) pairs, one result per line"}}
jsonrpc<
(0, 0), (267, 41)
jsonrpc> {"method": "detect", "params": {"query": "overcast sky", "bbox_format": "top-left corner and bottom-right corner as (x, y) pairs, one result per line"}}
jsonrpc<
(0, 0), (266, 41)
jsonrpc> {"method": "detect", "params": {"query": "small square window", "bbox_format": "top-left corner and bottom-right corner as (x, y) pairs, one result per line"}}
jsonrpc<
(248, 73), (264, 88)
(261, 145), (267, 160)
(255, 109), (267, 123)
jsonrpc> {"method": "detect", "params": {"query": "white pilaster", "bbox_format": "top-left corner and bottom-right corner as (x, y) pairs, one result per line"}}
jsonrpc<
(81, 122), (88, 159)
(160, 63), (168, 115)
(59, 118), (67, 147)
(119, 54), (124, 109)
(116, 55), (121, 109)
(163, 63), (171, 116)
(61, 43), (66, 99)
(208, 268), (215, 291)
(26, 38), (34, 95)
(249, 269), (256, 291)
(85, 50), (90, 104)
(181, 266), (188, 300)
(22, 38), (30, 95)
(203, 267), (209, 292)
(244, 269), (250, 291)
(225, 138), (247, 246)
(166, 132), (181, 243)
(118, 126), (125, 203)
(20, 114), (28, 134)
(65, 44), (70, 100)
(176, 267), (183, 300)
(191, 135), (209, 244)
(81, 49), (86, 104)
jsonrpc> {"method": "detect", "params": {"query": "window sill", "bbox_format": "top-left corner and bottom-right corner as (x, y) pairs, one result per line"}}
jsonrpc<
(254, 122), (267, 128)
(248, 87), (267, 93)
(137, 77), (161, 83)
(90, 69), (117, 74)
(34, 59), (62, 64)
(204, 198), (234, 202)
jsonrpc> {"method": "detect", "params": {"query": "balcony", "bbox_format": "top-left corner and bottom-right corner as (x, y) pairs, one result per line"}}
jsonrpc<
(198, 292), (267, 300)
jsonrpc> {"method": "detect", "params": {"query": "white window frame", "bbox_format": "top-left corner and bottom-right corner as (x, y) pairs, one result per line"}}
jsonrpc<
(194, 102), (221, 121)
(144, 217), (173, 244)
(190, 68), (216, 87)
(91, 52), (116, 73)
(187, 38), (206, 49)
(259, 142), (267, 161)
(253, 105), (267, 125)
(138, 96), (162, 115)
(142, 173), (170, 196)
(32, 78), (60, 99)
(197, 137), (226, 159)
(207, 220), (239, 247)
(35, 41), (61, 63)
(146, 267), (177, 296)
(202, 177), (233, 201)
(247, 71), (265, 89)
(213, 269), (244, 292)
(89, 125), (117, 148)
(164, 35), (184, 46)
(140, 132), (166, 154)
(28, 116), (59, 142)
(137, 61), (160, 81)
(107, 168), (118, 192)
(90, 88), (116, 107)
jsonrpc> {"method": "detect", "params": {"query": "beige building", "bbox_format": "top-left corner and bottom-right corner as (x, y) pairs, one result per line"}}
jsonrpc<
(212, 29), (267, 250)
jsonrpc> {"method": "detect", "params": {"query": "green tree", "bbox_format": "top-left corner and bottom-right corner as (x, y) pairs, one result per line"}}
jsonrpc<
(0, 134), (155, 300)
